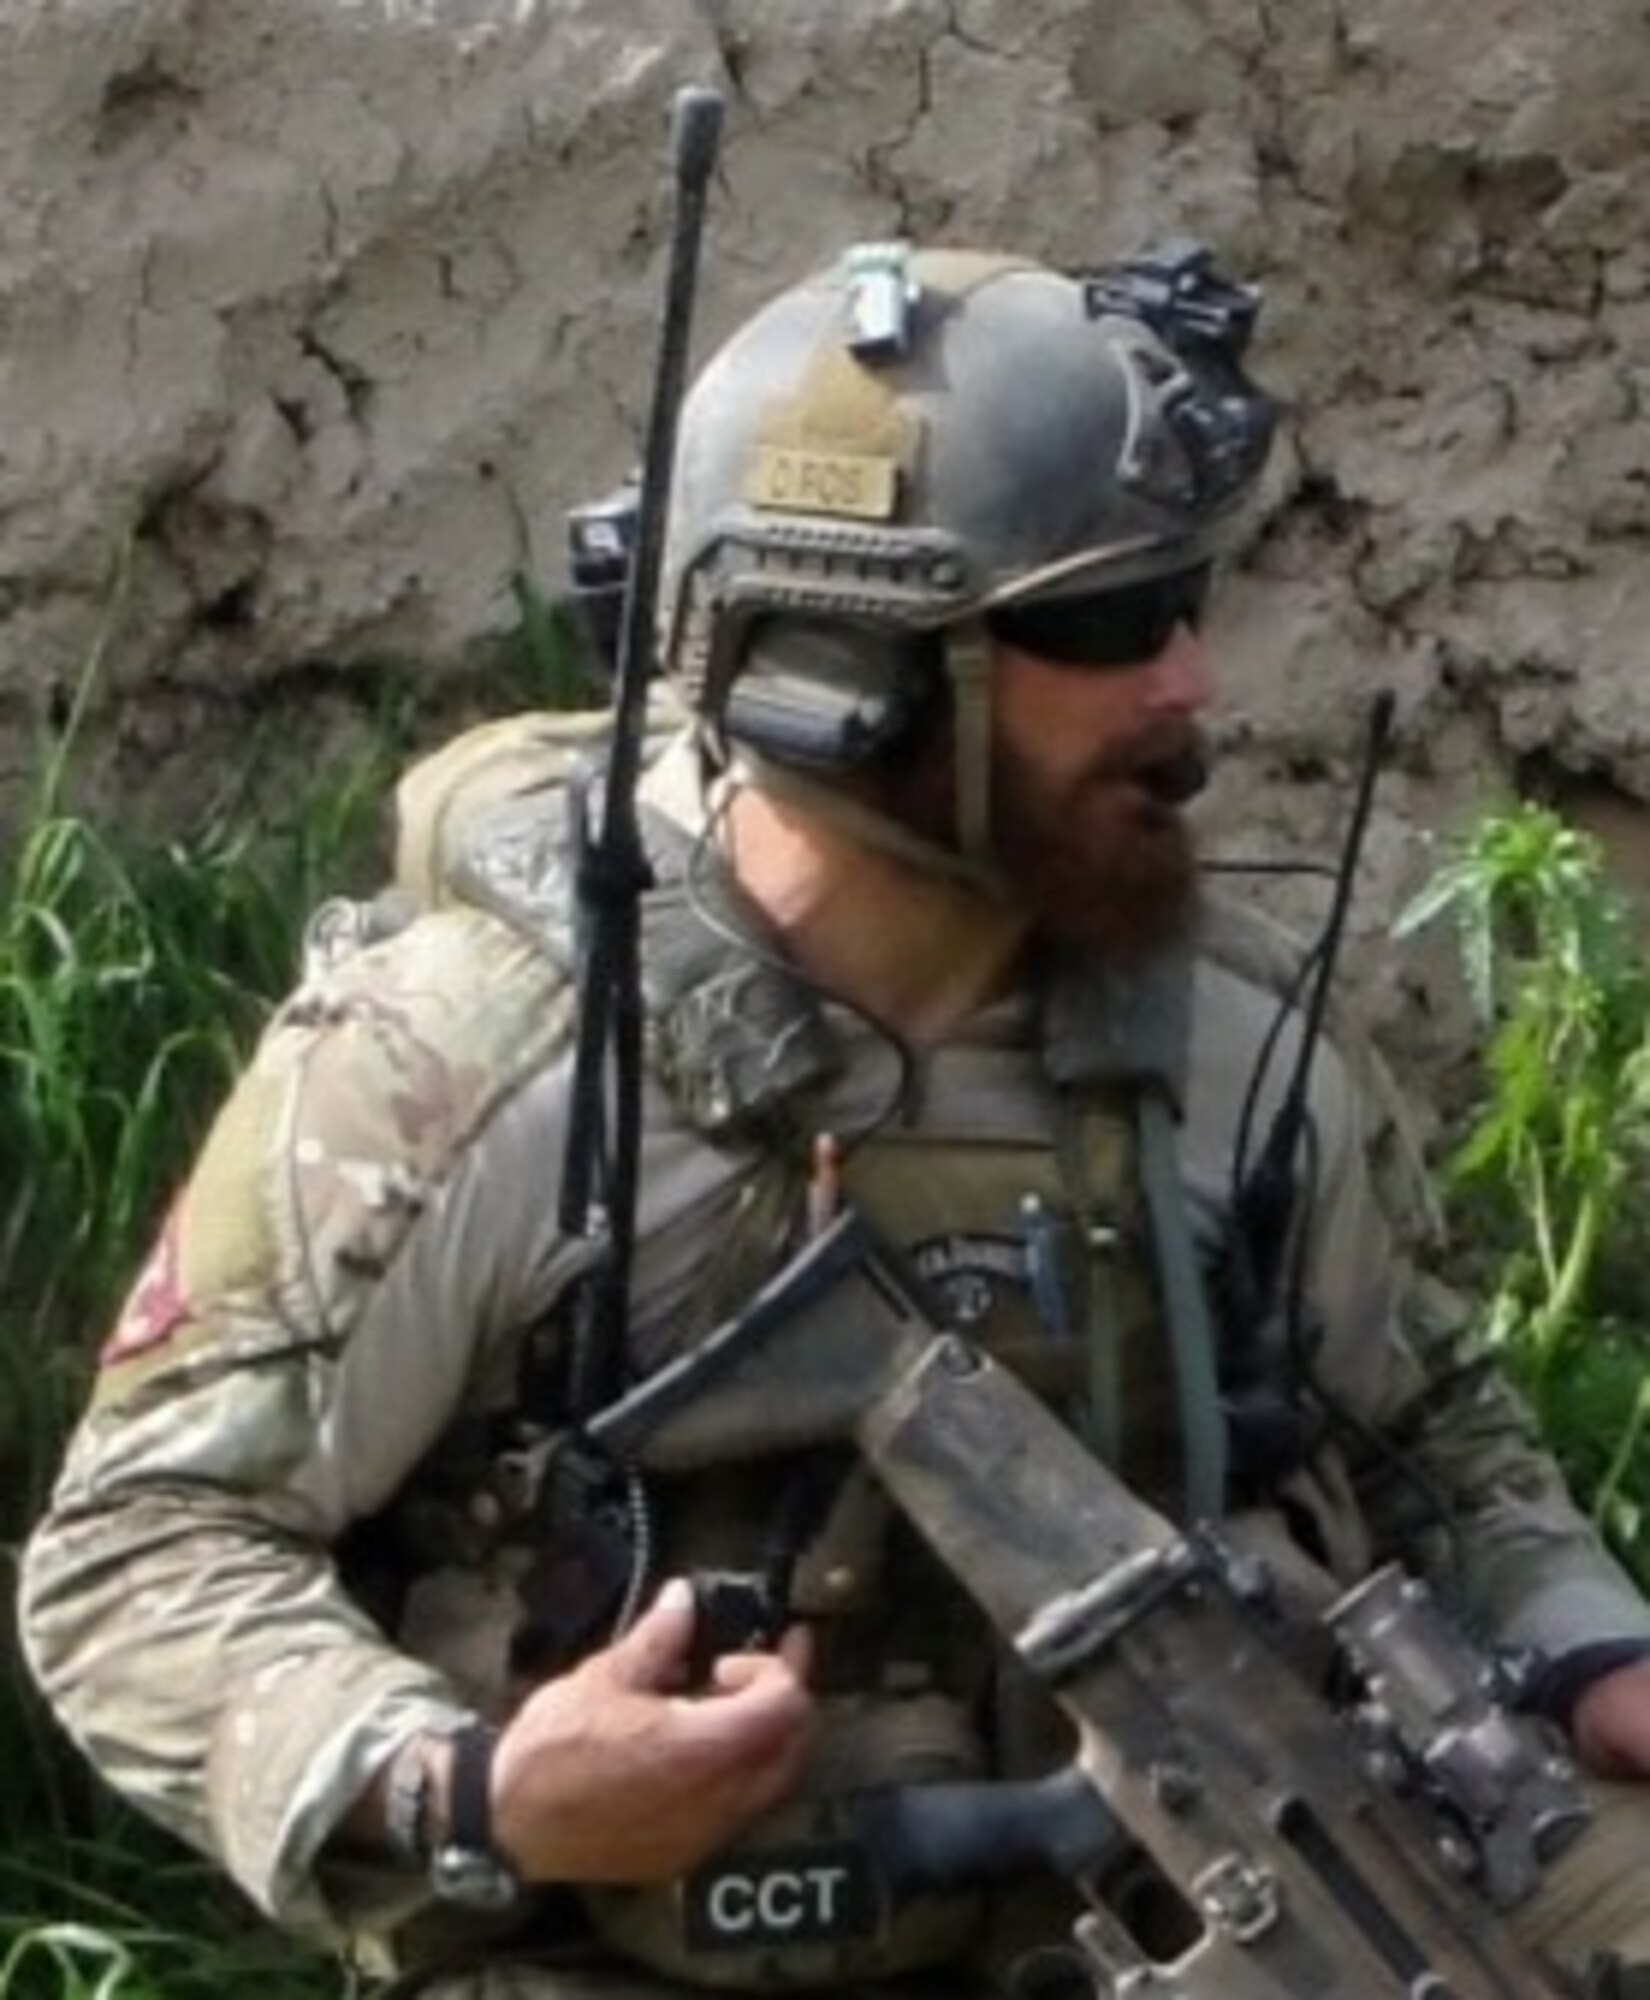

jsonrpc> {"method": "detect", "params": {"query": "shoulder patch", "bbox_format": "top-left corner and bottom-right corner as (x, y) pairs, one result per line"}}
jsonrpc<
(266, 905), (574, 1346)
(394, 692), (687, 914)
(89, 905), (574, 1415)
(100, 1201), (188, 1368)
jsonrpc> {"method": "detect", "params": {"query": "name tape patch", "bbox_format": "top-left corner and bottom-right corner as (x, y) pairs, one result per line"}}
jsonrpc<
(746, 445), (899, 521)
(682, 1840), (881, 1952)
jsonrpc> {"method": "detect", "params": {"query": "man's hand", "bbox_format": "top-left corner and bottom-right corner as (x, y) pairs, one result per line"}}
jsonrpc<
(1569, 1657), (1650, 1778)
(489, 1576), (816, 1884)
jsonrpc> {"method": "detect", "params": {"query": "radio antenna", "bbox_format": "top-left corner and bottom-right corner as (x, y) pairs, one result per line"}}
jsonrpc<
(558, 86), (725, 1417)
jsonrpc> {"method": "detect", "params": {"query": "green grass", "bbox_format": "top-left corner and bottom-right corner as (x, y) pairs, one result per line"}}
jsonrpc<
(0, 1847), (339, 2000)
(0, 776), (391, 1999)
(0, 542), (596, 1995)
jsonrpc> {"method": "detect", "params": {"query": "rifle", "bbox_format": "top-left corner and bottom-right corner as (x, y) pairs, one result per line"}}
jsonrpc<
(587, 1211), (1587, 1999)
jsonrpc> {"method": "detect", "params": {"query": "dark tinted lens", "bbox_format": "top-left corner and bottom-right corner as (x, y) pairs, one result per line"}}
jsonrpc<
(987, 565), (1211, 669)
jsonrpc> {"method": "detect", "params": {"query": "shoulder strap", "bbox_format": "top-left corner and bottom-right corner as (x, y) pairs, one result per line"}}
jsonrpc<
(1041, 940), (1226, 1522)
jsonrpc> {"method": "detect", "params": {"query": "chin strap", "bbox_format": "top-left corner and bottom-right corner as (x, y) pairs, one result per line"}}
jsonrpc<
(721, 747), (1011, 901)
(942, 620), (997, 870)
(718, 614), (1006, 891)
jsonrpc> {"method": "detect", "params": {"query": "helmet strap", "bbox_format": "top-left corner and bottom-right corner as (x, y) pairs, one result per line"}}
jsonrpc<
(944, 621), (997, 870)
(720, 748), (1009, 900)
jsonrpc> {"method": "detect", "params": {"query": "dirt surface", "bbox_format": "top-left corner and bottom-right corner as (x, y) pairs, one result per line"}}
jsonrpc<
(3, 0), (1647, 1080)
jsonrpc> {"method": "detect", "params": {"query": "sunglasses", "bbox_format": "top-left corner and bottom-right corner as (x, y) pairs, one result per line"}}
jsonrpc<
(986, 564), (1212, 669)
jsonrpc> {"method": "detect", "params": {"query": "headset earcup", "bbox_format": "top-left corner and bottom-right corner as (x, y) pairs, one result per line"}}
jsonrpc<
(723, 618), (946, 771)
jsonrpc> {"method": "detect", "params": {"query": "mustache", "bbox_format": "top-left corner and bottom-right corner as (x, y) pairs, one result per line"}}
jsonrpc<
(1087, 725), (1210, 805)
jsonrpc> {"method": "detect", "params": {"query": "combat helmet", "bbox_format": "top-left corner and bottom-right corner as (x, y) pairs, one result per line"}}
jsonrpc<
(654, 240), (1276, 868)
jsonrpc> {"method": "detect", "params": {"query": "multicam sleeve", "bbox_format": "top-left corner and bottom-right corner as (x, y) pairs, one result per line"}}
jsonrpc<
(19, 904), (579, 1942)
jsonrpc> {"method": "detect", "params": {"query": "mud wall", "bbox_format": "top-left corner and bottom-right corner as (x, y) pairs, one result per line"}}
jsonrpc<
(3, 0), (1648, 1078)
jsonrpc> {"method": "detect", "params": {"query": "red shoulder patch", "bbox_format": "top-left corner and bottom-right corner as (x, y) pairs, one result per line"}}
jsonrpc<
(100, 1204), (191, 1367)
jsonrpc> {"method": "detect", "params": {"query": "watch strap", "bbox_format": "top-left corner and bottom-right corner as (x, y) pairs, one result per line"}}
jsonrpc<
(448, 1721), (501, 1857)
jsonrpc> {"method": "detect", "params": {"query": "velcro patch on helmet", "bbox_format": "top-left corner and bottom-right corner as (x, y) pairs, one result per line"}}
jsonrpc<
(746, 445), (899, 521)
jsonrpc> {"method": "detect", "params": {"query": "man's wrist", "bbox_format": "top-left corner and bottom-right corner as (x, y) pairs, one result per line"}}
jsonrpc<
(1530, 1638), (1650, 1732)
(428, 1722), (522, 1912)
(370, 1724), (522, 1909)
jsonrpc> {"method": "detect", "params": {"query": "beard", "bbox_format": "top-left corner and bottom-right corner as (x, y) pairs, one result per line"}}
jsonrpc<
(990, 723), (1205, 959)
(848, 712), (1205, 961)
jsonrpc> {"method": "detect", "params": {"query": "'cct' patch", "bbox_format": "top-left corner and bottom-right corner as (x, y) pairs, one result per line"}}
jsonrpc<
(682, 1841), (882, 1951)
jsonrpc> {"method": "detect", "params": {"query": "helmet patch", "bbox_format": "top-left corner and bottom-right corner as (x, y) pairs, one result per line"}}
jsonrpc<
(746, 445), (899, 521)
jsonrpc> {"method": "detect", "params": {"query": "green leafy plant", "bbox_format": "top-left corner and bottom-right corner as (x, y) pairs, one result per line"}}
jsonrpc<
(1398, 801), (1650, 1577)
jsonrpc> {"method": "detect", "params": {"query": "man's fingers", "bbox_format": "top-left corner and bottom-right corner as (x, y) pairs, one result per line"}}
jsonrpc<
(777, 1621), (815, 1679)
(710, 1652), (799, 1698)
(683, 1658), (816, 1767)
(708, 1621), (813, 1693)
(606, 1576), (697, 1691)
(490, 1598), (818, 1884)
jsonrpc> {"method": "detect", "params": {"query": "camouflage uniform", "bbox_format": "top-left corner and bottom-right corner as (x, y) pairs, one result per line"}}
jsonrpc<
(21, 730), (1650, 1995)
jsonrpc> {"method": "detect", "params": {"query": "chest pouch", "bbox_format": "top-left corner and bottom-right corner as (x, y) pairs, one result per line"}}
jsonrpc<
(842, 1118), (1160, 1472)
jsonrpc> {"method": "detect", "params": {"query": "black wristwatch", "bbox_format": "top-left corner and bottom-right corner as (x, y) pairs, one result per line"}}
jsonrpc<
(428, 1722), (521, 1913)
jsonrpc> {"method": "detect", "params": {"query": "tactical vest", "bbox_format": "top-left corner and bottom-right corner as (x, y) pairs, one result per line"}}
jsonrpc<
(365, 707), (1237, 1991)
(577, 1027), (1185, 1991)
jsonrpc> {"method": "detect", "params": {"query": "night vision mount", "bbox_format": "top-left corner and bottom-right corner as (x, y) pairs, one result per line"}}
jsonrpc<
(1081, 239), (1276, 515)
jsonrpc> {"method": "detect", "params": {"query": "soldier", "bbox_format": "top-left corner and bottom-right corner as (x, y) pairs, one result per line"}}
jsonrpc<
(22, 244), (1650, 1998)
